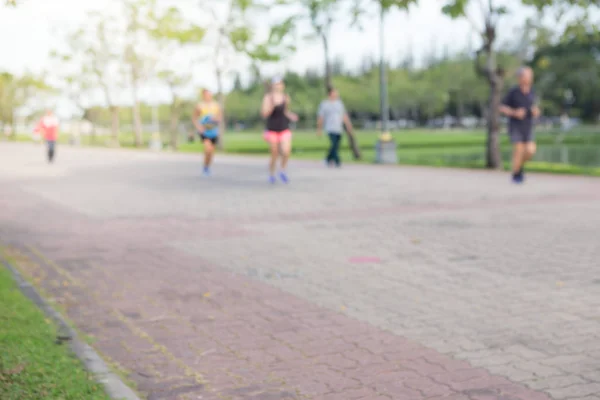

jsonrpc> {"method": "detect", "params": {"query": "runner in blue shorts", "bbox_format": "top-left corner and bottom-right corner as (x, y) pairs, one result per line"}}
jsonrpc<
(192, 89), (221, 176)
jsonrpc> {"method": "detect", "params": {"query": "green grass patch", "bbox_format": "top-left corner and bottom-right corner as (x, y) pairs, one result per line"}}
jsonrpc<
(523, 161), (600, 176)
(10, 127), (600, 176)
(0, 265), (109, 400)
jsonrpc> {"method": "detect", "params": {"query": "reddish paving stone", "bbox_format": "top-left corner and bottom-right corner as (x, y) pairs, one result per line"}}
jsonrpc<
(0, 183), (553, 400)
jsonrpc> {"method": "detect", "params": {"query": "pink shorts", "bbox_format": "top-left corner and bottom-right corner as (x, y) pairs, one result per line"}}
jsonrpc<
(263, 129), (292, 144)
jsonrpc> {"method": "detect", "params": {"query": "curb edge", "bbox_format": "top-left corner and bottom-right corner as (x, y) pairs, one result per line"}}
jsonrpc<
(1, 255), (141, 400)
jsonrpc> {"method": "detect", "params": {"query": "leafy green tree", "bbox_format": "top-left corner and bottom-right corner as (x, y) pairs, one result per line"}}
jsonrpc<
(532, 33), (600, 121)
(291, 0), (340, 91)
(59, 12), (124, 145)
(159, 70), (192, 149)
(441, 0), (511, 168)
(149, 5), (205, 149)
(0, 72), (51, 138)
(48, 50), (97, 141)
(122, 0), (164, 147)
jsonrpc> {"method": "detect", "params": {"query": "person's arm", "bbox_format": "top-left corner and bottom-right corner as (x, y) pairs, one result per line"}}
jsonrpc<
(499, 89), (526, 120)
(260, 95), (274, 119)
(192, 105), (204, 132)
(498, 104), (515, 117)
(284, 95), (298, 122)
(341, 102), (353, 134)
(343, 113), (354, 134)
(499, 104), (526, 119)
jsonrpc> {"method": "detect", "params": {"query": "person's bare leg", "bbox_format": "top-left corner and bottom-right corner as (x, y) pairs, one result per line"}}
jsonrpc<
(512, 142), (525, 174)
(524, 141), (537, 162)
(269, 141), (279, 177)
(280, 137), (292, 172)
(203, 139), (214, 168)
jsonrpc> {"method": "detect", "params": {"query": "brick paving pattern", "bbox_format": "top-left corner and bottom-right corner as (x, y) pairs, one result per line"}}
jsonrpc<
(1, 142), (599, 400)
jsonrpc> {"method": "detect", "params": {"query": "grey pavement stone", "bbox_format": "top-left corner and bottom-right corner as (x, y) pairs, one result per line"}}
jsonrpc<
(485, 365), (538, 382)
(503, 345), (549, 360)
(524, 375), (589, 391)
(581, 371), (600, 383)
(547, 383), (600, 400)
(570, 397), (600, 400)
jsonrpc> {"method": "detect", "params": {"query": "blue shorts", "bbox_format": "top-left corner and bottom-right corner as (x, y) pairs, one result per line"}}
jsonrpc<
(198, 129), (218, 145)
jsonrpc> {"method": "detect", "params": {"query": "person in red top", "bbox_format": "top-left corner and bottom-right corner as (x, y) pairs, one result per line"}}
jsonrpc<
(34, 110), (59, 163)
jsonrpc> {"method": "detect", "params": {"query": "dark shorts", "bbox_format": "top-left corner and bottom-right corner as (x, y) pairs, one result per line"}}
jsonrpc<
(199, 133), (218, 145)
(509, 129), (534, 144)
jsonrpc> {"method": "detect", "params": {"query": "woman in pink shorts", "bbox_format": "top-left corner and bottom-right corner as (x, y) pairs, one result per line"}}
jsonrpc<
(261, 76), (298, 184)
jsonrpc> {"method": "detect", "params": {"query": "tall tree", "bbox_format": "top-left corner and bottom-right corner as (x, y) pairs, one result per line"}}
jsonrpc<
(0, 72), (50, 138)
(296, 0), (340, 91)
(48, 51), (95, 140)
(123, 0), (163, 147)
(441, 1), (507, 168)
(150, 5), (205, 150)
(158, 70), (191, 150)
(533, 34), (600, 121)
(62, 13), (124, 145)
(441, 0), (598, 169)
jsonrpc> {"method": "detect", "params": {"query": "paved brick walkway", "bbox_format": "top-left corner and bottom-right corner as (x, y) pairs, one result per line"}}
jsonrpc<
(1, 142), (600, 400)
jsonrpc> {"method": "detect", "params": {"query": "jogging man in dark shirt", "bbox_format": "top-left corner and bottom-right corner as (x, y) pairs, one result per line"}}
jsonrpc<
(499, 66), (540, 183)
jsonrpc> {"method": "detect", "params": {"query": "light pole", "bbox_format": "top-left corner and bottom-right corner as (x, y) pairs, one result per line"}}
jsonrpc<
(150, 83), (162, 151)
(375, 1), (396, 164)
(379, 3), (389, 136)
(561, 88), (575, 133)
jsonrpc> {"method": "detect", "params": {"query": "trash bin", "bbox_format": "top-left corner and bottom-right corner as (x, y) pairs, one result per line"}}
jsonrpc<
(375, 133), (397, 164)
(149, 132), (162, 151)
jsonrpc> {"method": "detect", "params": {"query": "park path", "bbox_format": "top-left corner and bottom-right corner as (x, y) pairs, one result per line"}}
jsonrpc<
(1, 142), (600, 400)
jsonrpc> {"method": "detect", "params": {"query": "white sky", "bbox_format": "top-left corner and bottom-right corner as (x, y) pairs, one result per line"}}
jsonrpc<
(0, 0), (562, 116)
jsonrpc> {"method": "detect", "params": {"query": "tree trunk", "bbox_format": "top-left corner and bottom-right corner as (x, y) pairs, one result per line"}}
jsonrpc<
(456, 97), (464, 127)
(486, 78), (503, 169)
(132, 86), (143, 147)
(91, 123), (97, 145)
(322, 33), (332, 92)
(169, 104), (180, 151)
(8, 123), (15, 141)
(216, 68), (225, 150)
(484, 48), (503, 169)
(476, 25), (503, 170)
(479, 100), (487, 126)
(8, 111), (15, 141)
(110, 105), (120, 147)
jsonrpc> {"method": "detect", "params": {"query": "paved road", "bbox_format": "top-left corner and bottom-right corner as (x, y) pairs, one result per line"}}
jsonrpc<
(1, 142), (600, 400)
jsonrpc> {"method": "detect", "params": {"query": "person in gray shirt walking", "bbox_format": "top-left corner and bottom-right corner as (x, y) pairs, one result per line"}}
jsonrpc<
(317, 87), (354, 167)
